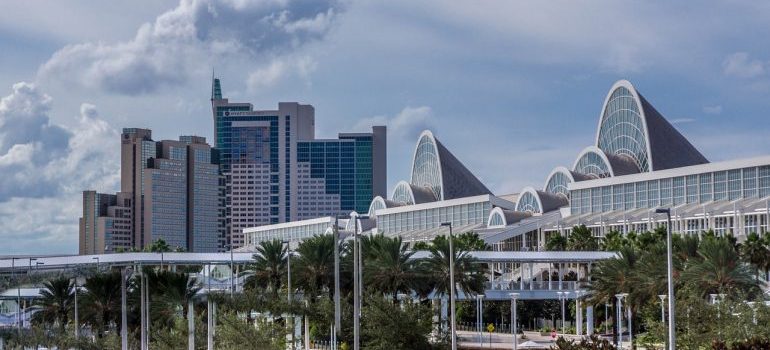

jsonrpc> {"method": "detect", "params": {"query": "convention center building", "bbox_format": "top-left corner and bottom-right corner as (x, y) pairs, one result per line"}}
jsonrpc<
(242, 80), (770, 251)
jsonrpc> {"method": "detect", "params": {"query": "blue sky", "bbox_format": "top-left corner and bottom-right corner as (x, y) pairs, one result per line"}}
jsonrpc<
(1, 0), (770, 254)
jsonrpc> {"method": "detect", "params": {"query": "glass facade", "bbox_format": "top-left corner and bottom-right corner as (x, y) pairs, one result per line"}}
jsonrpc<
(597, 86), (650, 172)
(297, 135), (374, 215)
(411, 134), (442, 199)
(544, 171), (571, 198)
(516, 191), (541, 213)
(378, 200), (491, 235)
(570, 165), (770, 215)
(574, 150), (612, 178)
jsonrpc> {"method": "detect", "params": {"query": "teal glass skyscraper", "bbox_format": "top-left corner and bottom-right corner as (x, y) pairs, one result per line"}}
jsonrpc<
(211, 78), (386, 248)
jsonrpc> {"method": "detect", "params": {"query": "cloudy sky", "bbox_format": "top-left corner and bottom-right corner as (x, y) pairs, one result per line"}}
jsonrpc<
(2, 0), (770, 254)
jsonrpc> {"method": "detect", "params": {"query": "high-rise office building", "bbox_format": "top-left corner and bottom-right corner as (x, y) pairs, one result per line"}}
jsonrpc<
(80, 129), (224, 253)
(79, 191), (132, 255)
(211, 78), (387, 247)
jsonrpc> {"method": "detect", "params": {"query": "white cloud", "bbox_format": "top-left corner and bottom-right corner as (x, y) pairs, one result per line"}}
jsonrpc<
(246, 56), (317, 92)
(669, 118), (697, 124)
(702, 105), (722, 114)
(0, 83), (119, 254)
(38, 0), (344, 95)
(723, 52), (766, 78)
(355, 106), (434, 141)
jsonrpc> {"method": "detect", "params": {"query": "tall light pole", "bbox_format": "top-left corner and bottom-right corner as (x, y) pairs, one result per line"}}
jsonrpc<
(476, 294), (485, 347)
(283, 240), (294, 350)
(351, 214), (370, 350)
(12, 257), (20, 335)
(605, 302), (610, 335)
(615, 293), (627, 349)
(655, 208), (676, 350)
(510, 293), (519, 350)
(227, 244), (235, 297)
(559, 291), (568, 335)
(440, 222), (457, 350)
(121, 267), (130, 350)
(73, 278), (79, 340)
(333, 215), (344, 340)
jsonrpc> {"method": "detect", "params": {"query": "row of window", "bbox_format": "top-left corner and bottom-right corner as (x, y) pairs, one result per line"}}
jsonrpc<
(571, 166), (770, 214)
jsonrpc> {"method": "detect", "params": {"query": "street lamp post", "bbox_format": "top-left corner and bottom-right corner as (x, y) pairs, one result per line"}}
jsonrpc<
(605, 302), (610, 335)
(351, 214), (370, 350)
(655, 208), (676, 350)
(227, 244), (235, 297)
(283, 240), (294, 350)
(12, 257), (21, 335)
(510, 293), (519, 350)
(476, 294), (485, 347)
(333, 214), (345, 344)
(74, 278), (79, 340)
(615, 293), (628, 349)
(440, 222), (457, 350)
(557, 291), (568, 335)
(121, 267), (131, 350)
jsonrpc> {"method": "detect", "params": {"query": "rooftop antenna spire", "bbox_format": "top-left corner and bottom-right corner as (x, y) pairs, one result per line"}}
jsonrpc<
(211, 68), (222, 100)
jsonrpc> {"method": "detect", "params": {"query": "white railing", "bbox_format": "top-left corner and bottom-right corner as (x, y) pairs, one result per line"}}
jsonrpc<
(485, 280), (578, 291)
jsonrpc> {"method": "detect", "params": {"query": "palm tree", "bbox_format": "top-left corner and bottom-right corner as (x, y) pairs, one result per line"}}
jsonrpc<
(81, 272), (123, 337)
(589, 245), (640, 299)
(293, 234), (336, 301)
(682, 237), (759, 297)
(421, 235), (486, 298)
(545, 234), (568, 251)
(146, 270), (200, 329)
(600, 230), (625, 251)
(247, 239), (288, 297)
(363, 234), (425, 302)
(567, 225), (599, 251)
(31, 277), (74, 334)
(740, 232), (769, 281)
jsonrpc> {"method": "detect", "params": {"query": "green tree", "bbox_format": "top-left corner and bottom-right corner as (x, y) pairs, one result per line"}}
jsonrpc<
(293, 234), (336, 301)
(567, 225), (599, 251)
(681, 237), (758, 297)
(81, 272), (123, 337)
(147, 238), (172, 253)
(362, 234), (425, 302)
(146, 270), (200, 329)
(361, 296), (432, 350)
(421, 235), (486, 298)
(546, 233), (568, 251)
(246, 239), (287, 297)
(740, 232), (769, 281)
(600, 230), (625, 251)
(31, 277), (74, 334)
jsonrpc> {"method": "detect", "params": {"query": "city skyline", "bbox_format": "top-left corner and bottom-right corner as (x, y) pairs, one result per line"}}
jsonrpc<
(2, 0), (770, 254)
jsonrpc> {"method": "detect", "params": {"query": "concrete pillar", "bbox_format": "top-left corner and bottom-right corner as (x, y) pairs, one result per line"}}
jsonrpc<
(529, 263), (534, 290)
(522, 232), (527, 250)
(576, 298), (582, 336)
(548, 264), (553, 290)
(558, 263), (563, 290)
(586, 306), (594, 336)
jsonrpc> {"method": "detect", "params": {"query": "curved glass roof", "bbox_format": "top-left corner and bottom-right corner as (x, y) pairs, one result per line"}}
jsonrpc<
(488, 211), (505, 227)
(597, 85), (650, 172)
(573, 148), (613, 178)
(392, 181), (415, 205)
(544, 170), (572, 198)
(368, 196), (387, 216)
(516, 190), (541, 214)
(411, 133), (443, 199)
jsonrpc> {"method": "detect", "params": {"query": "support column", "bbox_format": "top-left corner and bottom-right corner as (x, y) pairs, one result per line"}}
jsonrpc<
(558, 263), (563, 290)
(548, 264), (553, 290)
(529, 263), (534, 290)
(519, 263), (523, 290)
(188, 300), (195, 350)
(576, 298), (582, 336)
(586, 306), (594, 336)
